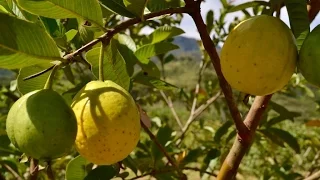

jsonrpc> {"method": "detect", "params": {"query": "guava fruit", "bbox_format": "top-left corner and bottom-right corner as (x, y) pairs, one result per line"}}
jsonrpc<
(298, 25), (320, 87)
(6, 89), (77, 160)
(71, 80), (141, 165)
(220, 15), (297, 96)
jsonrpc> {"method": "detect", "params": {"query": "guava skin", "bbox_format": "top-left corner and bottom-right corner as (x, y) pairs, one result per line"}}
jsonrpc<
(220, 15), (297, 96)
(71, 80), (141, 165)
(6, 89), (78, 160)
(298, 25), (320, 87)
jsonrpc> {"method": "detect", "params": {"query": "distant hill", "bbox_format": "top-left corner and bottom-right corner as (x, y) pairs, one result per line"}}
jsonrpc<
(171, 36), (221, 60)
(0, 69), (16, 86)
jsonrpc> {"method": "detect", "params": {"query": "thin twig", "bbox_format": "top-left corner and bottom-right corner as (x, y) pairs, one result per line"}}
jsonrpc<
(305, 170), (320, 180)
(193, 91), (222, 118)
(29, 158), (39, 180)
(64, 7), (193, 61)
(46, 161), (55, 180)
(177, 60), (208, 142)
(184, 0), (248, 139)
(183, 167), (217, 177)
(128, 168), (175, 180)
(177, 91), (221, 144)
(1, 163), (23, 180)
(140, 121), (183, 178)
(159, 90), (184, 130)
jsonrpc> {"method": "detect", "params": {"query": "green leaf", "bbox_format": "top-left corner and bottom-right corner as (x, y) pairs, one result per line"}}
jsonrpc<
(84, 166), (117, 180)
(143, 26), (185, 45)
(206, 10), (214, 34)
(213, 120), (233, 142)
(284, 0), (310, 50)
(16, 0), (104, 28)
(164, 54), (175, 64)
(182, 148), (202, 166)
(0, 135), (10, 148)
(100, 0), (135, 18)
(78, 21), (95, 45)
(268, 128), (300, 153)
(151, 125), (173, 161)
(225, 129), (237, 142)
(0, 13), (61, 69)
(123, 0), (148, 19)
(227, 1), (269, 13)
(135, 42), (179, 64)
(266, 101), (300, 127)
(65, 156), (91, 180)
(203, 149), (220, 165)
(17, 63), (53, 95)
(139, 61), (161, 78)
(259, 129), (285, 147)
(133, 72), (178, 90)
(147, 0), (182, 12)
(62, 64), (75, 84)
(122, 156), (138, 175)
(65, 29), (78, 43)
(114, 34), (139, 76)
(86, 40), (130, 91)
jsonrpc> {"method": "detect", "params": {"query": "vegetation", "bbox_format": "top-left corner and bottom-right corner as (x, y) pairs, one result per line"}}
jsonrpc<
(0, 0), (320, 180)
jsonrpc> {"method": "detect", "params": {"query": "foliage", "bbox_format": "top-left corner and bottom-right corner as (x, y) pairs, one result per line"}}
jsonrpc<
(0, 0), (320, 179)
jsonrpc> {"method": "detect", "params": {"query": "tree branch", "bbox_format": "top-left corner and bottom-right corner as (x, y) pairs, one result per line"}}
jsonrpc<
(184, 1), (274, 179)
(64, 7), (193, 61)
(1, 163), (23, 180)
(217, 95), (272, 179)
(140, 121), (184, 178)
(308, 0), (320, 22)
(29, 158), (39, 180)
(305, 170), (320, 180)
(183, 167), (217, 177)
(177, 90), (221, 144)
(160, 91), (184, 131)
(184, 0), (249, 139)
(46, 161), (55, 180)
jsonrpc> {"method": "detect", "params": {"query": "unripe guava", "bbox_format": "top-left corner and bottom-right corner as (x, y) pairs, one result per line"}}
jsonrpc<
(71, 80), (141, 165)
(298, 25), (320, 87)
(221, 15), (297, 96)
(6, 89), (77, 160)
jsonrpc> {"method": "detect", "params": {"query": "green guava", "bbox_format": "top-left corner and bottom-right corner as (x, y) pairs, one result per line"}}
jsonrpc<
(220, 15), (297, 96)
(298, 25), (320, 87)
(6, 89), (77, 160)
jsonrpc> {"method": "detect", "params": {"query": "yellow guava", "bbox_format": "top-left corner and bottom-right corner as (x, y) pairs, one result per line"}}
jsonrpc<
(220, 15), (298, 96)
(71, 80), (141, 165)
(6, 89), (77, 160)
(298, 24), (320, 87)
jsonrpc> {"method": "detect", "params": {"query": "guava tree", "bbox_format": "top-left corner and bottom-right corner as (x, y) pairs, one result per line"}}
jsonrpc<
(1, 0), (320, 179)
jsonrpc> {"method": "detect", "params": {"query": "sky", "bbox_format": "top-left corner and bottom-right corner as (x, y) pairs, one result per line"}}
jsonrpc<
(142, 0), (320, 39)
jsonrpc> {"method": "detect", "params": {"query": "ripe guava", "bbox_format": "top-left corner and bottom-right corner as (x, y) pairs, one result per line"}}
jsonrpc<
(220, 15), (297, 96)
(71, 80), (141, 165)
(6, 89), (77, 160)
(298, 25), (320, 87)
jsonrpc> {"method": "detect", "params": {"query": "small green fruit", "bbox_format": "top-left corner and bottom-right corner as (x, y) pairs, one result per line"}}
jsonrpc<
(298, 25), (320, 87)
(6, 89), (77, 160)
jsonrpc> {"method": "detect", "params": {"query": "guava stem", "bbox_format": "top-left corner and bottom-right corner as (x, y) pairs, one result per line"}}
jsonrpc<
(44, 63), (61, 90)
(98, 43), (106, 81)
(29, 158), (39, 180)
(46, 161), (55, 180)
